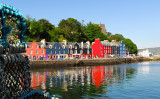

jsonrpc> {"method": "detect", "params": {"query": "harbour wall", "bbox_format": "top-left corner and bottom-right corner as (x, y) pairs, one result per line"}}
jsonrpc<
(30, 57), (152, 69)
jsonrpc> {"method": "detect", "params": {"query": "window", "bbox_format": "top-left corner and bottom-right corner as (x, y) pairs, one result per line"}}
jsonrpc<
(36, 50), (38, 54)
(75, 46), (77, 49)
(55, 46), (56, 49)
(59, 51), (60, 54)
(80, 50), (83, 54)
(55, 51), (56, 54)
(75, 50), (77, 54)
(101, 46), (102, 49)
(36, 45), (38, 48)
(37, 56), (39, 58)
(87, 50), (89, 54)
(30, 51), (32, 54)
(59, 47), (60, 49)
(70, 50), (72, 54)
(63, 51), (65, 54)
(101, 50), (102, 53)
(42, 50), (44, 54)
(31, 45), (33, 48)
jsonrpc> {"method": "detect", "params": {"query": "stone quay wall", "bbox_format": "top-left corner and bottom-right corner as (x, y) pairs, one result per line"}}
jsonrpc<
(30, 57), (151, 69)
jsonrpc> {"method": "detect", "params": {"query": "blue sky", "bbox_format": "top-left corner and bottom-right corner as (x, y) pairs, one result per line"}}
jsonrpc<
(1, 0), (160, 49)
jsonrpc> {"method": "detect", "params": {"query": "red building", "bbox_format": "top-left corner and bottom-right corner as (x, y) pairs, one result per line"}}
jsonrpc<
(92, 39), (112, 58)
(25, 42), (46, 60)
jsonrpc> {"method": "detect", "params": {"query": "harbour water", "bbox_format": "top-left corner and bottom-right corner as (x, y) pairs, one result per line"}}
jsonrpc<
(30, 62), (160, 99)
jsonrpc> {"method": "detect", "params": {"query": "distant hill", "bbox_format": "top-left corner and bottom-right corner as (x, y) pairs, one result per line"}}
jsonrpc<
(138, 47), (160, 55)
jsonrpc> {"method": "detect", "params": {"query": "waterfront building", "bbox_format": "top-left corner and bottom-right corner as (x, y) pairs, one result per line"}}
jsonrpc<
(92, 39), (104, 58)
(45, 42), (56, 60)
(92, 39), (113, 58)
(111, 40), (120, 57)
(101, 40), (112, 58)
(68, 41), (92, 59)
(119, 41), (127, 57)
(46, 41), (68, 60)
(25, 42), (46, 60)
(92, 39), (126, 58)
(81, 41), (92, 59)
(138, 49), (153, 57)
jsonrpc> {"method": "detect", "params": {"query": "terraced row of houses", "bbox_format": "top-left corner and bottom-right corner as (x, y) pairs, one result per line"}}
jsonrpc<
(24, 39), (127, 60)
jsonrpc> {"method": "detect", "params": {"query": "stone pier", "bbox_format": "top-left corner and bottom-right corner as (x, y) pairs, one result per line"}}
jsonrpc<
(30, 57), (151, 68)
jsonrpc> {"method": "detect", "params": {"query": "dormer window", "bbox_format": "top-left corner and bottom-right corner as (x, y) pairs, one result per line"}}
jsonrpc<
(70, 45), (72, 49)
(41, 45), (44, 48)
(49, 45), (52, 49)
(75, 46), (77, 49)
(63, 45), (65, 49)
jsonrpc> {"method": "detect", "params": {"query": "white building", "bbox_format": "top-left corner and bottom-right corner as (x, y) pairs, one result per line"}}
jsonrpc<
(138, 49), (152, 57)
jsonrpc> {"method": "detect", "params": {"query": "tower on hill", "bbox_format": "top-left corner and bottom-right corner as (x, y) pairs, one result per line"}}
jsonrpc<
(95, 23), (107, 35)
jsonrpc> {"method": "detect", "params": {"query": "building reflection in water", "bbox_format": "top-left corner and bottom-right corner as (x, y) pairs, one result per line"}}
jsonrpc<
(138, 62), (150, 74)
(31, 66), (136, 98)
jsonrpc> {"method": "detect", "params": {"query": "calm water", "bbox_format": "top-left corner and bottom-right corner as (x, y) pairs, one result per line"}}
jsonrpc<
(30, 62), (160, 99)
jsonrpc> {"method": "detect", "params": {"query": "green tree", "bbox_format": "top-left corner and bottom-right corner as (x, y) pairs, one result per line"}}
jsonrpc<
(58, 18), (85, 42)
(38, 19), (55, 41)
(123, 38), (138, 54)
(85, 22), (107, 42)
(110, 34), (124, 42)
(25, 17), (56, 42)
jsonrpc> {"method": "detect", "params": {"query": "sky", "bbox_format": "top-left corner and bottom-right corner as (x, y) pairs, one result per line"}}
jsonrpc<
(1, 0), (160, 49)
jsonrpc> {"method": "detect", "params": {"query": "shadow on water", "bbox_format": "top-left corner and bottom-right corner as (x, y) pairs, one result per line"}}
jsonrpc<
(30, 65), (137, 99)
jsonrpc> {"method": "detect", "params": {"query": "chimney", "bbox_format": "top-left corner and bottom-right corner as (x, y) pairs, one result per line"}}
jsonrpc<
(81, 41), (83, 48)
(95, 39), (100, 43)
(86, 41), (90, 45)
(63, 40), (67, 45)
(104, 40), (108, 42)
(111, 40), (116, 43)
(40, 39), (46, 46)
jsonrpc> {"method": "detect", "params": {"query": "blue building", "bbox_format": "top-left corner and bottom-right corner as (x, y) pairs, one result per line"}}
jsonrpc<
(119, 41), (126, 57)
(46, 41), (68, 60)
